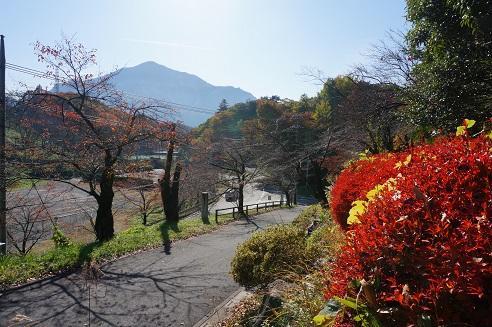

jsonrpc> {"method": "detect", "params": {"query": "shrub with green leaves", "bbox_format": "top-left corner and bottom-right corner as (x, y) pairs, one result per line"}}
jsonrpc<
(305, 222), (344, 261)
(292, 204), (328, 230)
(231, 225), (307, 288)
(51, 224), (72, 248)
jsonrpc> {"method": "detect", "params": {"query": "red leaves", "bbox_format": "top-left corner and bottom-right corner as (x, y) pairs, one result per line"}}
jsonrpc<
(329, 154), (401, 229)
(326, 135), (492, 325)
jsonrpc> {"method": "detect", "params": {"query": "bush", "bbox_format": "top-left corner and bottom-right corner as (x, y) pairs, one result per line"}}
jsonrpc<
(328, 153), (401, 229)
(305, 222), (344, 261)
(231, 225), (307, 288)
(326, 135), (492, 326)
(51, 224), (72, 248)
(292, 204), (329, 230)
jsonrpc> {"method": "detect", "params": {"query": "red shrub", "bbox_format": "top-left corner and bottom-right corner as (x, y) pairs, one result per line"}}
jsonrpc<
(329, 153), (401, 229)
(326, 135), (492, 325)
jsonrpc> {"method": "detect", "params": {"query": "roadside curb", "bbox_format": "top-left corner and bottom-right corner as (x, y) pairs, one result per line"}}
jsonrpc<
(193, 287), (252, 327)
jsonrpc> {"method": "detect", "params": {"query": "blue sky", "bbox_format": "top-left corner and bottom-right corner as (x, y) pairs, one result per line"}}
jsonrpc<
(2, 0), (408, 100)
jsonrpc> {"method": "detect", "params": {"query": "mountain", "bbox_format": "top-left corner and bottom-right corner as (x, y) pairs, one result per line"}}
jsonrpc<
(107, 62), (255, 126)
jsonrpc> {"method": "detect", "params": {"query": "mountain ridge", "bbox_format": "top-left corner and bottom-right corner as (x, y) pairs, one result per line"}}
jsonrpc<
(55, 61), (256, 127)
(113, 61), (255, 126)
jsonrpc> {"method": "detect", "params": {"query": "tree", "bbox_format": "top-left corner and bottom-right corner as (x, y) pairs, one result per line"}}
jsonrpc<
(208, 139), (261, 216)
(119, 174), (159, 226)
(14, 37), (170, 241)
(406, 0), (492, 130)
(6, 183), (61, 254)
(159, 123), (182, 223)
(257, 166), (297, 207)
(218, 98), (228, 112)
(244, 97), (350, 204)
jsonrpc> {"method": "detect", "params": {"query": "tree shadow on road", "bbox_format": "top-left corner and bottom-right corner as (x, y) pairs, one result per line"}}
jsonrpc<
(159, 220), (180, 255)
(0, 257), (234, 327)
(244, 215), (261, 231)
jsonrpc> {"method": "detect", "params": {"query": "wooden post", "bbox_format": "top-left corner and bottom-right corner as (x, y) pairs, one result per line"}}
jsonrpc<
(215, 209), (218, 224)
(232, 207), (235, 219)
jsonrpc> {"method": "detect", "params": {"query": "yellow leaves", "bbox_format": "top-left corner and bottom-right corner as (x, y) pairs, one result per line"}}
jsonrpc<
(358, 149), (369, 160)
(487, 130), (492, 140)
(395, 154), (412, 169)
(404, 154), (412, 165)
(465, 119), (476, 129)
(347, 177), (398, 225)
(456, 125), (466, 136)
(366, 184), (384, 201)
(456, 119), (476, 136)
(348, 200), (366, 225)
(313, 314), (329, 326)
(386, 178), (397, 191)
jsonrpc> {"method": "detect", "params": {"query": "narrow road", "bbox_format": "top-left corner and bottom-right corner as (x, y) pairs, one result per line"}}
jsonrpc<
(0, 206), (304, 327)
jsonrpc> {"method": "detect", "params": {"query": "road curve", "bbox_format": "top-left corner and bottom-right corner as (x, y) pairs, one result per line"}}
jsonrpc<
(0, 206), (304, 327)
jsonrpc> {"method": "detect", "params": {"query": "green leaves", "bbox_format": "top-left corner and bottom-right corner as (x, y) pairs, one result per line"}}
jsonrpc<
(332, 296), (383, 327)
(405, 0), (492, 131)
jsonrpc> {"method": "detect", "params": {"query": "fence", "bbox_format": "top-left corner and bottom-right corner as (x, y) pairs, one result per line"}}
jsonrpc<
(214, 200), (285, 223)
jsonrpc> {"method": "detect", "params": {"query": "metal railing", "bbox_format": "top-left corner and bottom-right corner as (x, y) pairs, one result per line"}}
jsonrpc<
(215, 200), (285, 223)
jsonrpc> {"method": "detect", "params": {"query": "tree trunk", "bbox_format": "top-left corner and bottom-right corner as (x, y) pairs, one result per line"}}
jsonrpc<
(164, 163), (181, 222)
(284, 190), (291, 207)
(237, 183), (244, 216)
(95, 167), (115, 241)
(159, 124), (182, 223)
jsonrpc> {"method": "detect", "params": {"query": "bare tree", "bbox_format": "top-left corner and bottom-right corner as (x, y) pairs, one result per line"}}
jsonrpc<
(208, 139), (262, 216)
(12, 37), (172, 241)
(352, 30), (416, 87)
(6, 183), (59, 254)
(119, 175), (159, 226)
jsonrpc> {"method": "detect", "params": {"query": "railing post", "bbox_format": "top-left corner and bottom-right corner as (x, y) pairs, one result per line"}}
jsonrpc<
(256, 203), (259, 213)
(246, 205), (249, 216)
(233, 207), (235, 219)
(215, 209), (218, 224)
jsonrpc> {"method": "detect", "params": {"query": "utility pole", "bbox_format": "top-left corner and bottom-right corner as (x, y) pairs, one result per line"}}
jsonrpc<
(0, 35), (6, 255)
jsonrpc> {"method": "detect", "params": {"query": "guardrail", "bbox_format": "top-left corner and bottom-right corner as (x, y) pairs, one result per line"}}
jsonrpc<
(215, 200), (285, 223)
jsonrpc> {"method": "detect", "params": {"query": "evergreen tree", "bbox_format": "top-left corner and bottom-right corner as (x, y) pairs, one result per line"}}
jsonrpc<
(218, 99), (228, 112)
(406, 0), (492, 130)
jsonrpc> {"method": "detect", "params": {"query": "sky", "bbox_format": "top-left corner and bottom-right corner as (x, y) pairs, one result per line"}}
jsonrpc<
(1, 0), (408, 100)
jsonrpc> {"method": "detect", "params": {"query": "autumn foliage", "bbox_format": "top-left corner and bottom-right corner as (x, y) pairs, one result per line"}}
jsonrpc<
(328, 153), (401, 229)
(326, 134), (492, 325)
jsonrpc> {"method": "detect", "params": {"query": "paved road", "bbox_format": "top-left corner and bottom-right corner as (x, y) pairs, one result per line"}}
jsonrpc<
(0, 206), (304, 327)
(6, 173), (291, 250)
(6, 180), (136, 252)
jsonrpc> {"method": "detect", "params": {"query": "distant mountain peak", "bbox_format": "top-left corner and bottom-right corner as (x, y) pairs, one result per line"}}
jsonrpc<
(55, 62), (255, 127)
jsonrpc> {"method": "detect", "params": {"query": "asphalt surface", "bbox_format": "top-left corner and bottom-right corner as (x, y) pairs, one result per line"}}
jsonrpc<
(6, 175), (294, 249)
(0, 206), (304, 327)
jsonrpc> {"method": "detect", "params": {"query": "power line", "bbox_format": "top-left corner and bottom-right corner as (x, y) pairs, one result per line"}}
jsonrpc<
(5, 62), (218, 114)
(5, 63), (61, 82)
